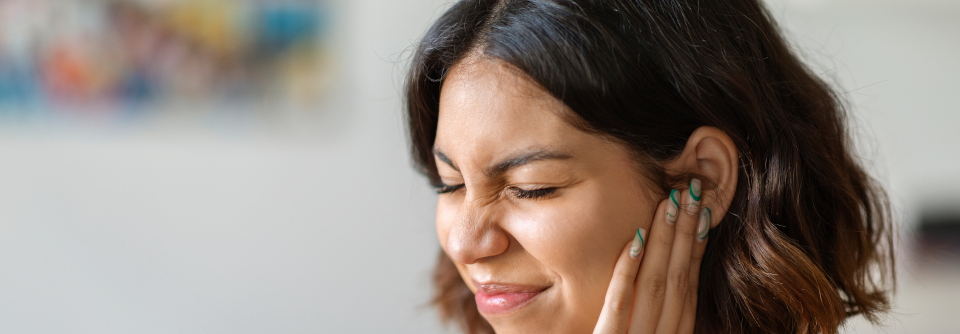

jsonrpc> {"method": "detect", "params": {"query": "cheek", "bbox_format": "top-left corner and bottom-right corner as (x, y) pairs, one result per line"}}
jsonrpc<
(506, 182), (648, 295)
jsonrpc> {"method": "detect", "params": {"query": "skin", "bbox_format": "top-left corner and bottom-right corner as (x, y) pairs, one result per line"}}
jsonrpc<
(434, 56), (739, 333)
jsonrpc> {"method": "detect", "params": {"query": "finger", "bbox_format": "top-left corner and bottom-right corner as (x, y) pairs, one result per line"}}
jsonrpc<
(678, 207), (711, 334)
(593, 228), (648, 334)
(655, 179), (702, 334)
(627, 193), (677, 334)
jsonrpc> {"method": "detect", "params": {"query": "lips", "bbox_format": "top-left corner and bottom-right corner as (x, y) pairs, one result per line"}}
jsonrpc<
(473, 281), (550, 315)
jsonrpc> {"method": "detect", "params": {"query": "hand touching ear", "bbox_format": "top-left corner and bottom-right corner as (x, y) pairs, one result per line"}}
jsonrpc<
(662, 126), (739, 230)
(593, 180), (709, 334)
(592, 126), (738, 334)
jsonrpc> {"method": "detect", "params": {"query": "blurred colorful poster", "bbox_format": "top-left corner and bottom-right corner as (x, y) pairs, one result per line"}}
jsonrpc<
(0, 0), (333, 113)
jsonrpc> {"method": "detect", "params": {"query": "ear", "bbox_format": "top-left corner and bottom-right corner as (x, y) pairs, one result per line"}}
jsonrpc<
(663, 126), (739, 228)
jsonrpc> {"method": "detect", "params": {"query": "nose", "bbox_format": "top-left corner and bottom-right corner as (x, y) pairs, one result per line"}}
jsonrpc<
(444, 197), (510, 265)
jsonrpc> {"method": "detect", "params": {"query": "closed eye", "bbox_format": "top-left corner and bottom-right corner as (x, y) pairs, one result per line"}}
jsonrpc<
(436, 183), (465, 195)
(512, 187), (557, 199)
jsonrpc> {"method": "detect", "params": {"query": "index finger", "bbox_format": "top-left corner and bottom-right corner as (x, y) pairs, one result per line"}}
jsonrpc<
(628, 194), (677, 334)
(593, 228), (648, 334)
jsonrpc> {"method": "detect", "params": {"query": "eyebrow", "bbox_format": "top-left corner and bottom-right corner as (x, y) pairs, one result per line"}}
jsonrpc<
(433, 147), (572, 177)
(433, 149), (459, 172)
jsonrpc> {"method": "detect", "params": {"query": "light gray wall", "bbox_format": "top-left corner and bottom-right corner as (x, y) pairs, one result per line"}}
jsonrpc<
(768, 1), (960, 333)
(0, 0), (451, 333)
(0, 0), (957, 333)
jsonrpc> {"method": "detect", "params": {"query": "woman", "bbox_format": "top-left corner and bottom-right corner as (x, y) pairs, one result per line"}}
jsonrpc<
(404, 0), (894, 333)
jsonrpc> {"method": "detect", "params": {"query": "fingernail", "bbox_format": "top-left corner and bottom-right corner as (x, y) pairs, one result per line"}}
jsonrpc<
(666, 189), (679, 224)
(689, 178), (702, 206)
(630, 228), (647, 258)
(697, 207), (711, 242)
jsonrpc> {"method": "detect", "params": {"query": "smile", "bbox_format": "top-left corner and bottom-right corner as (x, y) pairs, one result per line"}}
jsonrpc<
(473, 281), (551, 315)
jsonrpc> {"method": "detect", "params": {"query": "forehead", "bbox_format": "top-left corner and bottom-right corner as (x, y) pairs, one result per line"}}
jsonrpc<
(436, 58), (583, 165)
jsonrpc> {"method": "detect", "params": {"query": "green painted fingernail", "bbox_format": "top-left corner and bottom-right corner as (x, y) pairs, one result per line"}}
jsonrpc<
(631, 228), (647, 258)
(689, 179), (702, 202)
(697, 207), (711, 241)
(666, 189), (679, 224)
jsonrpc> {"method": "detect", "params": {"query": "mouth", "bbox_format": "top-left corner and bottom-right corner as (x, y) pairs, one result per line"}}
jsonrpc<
(473, 281), (551, 316)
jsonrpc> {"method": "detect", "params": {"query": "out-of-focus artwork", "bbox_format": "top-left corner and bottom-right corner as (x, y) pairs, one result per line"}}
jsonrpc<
(0, 0), (332, 113)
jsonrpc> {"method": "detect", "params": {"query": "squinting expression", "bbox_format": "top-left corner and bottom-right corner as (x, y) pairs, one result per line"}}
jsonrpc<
(434, 57), (660, 333)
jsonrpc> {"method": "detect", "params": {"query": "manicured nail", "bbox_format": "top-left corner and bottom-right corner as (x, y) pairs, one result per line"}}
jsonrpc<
(666, 189), (679, 224)
(697, 207), (711, 242)
(689, 178), (702, 206)
(630, 228), (647, 258)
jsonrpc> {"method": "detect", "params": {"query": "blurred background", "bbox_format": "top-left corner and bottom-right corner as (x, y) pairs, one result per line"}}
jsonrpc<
(0, 0), (331, 110)
(0, 0), (957, 333)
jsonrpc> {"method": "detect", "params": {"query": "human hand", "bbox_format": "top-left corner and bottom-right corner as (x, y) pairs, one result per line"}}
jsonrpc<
(593, 179), (710, 334)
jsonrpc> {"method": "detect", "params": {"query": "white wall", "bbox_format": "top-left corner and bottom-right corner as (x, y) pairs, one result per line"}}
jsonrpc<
(0, 0), (957, 333)
(0, 0), (452, 333)
(767, 1), (960, 333)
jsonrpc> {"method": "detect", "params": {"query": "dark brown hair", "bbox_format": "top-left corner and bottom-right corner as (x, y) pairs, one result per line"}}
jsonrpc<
(404, 0), (894, 333)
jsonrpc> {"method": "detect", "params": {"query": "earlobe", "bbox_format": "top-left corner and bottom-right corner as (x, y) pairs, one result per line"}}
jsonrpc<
(664, 126), (739, 228)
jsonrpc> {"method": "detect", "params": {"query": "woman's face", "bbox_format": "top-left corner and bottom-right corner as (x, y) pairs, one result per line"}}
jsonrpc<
(434, 58), (660, 333)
